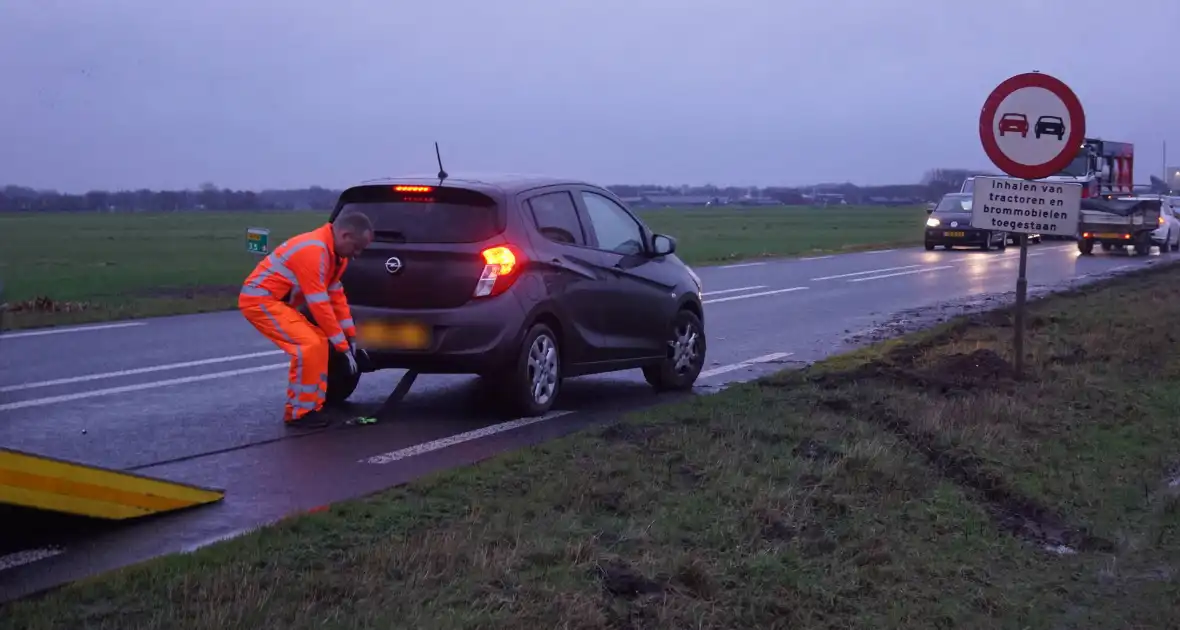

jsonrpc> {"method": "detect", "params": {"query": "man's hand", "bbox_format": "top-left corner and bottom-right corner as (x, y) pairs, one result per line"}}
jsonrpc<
(349, 339), (370, 368)
(343, 346), (359, 375)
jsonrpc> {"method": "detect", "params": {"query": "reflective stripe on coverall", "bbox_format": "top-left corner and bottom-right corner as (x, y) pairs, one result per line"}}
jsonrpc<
(237, 223), (356, 422)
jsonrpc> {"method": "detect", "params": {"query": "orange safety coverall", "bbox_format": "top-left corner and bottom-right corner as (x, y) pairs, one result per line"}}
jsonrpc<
(238, 223), (357, 422)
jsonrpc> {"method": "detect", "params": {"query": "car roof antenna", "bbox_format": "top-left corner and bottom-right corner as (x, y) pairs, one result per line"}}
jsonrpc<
(434, 142), (448, 185)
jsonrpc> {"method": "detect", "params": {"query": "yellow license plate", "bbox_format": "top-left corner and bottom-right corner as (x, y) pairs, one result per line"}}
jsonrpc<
(944, 231), (965, 237)
(357, 321), (431, 350)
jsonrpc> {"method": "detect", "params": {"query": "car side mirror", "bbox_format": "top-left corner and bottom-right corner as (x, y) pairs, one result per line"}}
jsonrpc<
(651, 234), (676, 256)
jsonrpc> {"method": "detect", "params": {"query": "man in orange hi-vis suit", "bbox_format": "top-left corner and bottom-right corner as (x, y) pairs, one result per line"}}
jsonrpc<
(238, 212), (374, 428)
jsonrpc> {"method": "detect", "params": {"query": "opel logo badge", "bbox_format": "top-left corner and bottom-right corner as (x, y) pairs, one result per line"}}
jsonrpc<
(384, 257), (403, 274)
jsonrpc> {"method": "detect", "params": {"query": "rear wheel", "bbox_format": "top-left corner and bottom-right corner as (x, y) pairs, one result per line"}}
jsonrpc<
(643, 309), (707, 392)
(996, 234), (1007, 250)
(325, 347), (361, 405)
(980, 232), (992, 251)
(499, 323), (561, 417)
(1079, 239), (1094, 255)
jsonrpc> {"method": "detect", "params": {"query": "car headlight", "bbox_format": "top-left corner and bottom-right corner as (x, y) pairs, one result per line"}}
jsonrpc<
(687, 267), (702, 293)
(926, 217), (940, 227)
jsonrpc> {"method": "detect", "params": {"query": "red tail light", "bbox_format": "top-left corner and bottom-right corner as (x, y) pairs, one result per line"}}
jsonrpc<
(474, 246), (524, 298)
(394, 185), (433, 193)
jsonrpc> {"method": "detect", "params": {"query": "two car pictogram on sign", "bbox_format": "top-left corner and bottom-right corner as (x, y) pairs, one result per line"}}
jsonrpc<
(998, 113), (1066, 140)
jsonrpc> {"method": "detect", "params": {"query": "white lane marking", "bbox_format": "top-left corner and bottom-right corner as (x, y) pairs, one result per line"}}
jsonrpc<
(864, 249), (896, 255)
(799, 255), (834, 261)
(361, 410), (576, 465)
(0, 547), (64, 572)
(848, 265), (954, 283)
(811, 265), (922, 281)
(704, 287), (808, 304)
(0, 364), (287, 412)
(2, 322), (146, 339)
(698, 352), (794, 379)
(0, 350), (286, 393)
(702, 285), (767, 296)
(718, 261), (766, 269)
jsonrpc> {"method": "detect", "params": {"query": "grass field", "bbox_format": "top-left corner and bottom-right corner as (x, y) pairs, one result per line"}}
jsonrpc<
(5, 264), (1179, 629)
(0, 205), (925, 330)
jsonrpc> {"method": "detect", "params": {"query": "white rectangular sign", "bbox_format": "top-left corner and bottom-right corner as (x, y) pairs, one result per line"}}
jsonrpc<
(970, 176), (1082, 237)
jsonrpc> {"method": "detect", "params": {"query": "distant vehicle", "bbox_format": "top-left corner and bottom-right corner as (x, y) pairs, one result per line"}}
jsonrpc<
(1007, 232), (1043, 246)
(325, 175), (707, 416)
(924, 192), (1008, 251)
(1034, 115), (1066, 141)
(998, 113), (1029, 138)
(1146, 195), (1180, 253)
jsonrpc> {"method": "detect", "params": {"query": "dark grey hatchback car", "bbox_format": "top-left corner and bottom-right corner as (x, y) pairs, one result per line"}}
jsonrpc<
(323, 175), (707, 416)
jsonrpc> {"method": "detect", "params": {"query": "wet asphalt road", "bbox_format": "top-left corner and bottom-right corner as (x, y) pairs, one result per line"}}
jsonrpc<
(0, 241), (1172, 600)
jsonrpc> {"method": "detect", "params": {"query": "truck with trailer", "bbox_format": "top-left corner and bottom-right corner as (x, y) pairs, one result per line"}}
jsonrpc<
(961, 137), (1136, 241)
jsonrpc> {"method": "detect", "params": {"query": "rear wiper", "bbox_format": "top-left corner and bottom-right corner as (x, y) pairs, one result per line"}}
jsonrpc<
(373, 230), (407, 243)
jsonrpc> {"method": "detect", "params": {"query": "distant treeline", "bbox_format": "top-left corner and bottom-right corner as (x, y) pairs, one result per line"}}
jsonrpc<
(0, 169), (987, 213)
(0, 184), (341, 213)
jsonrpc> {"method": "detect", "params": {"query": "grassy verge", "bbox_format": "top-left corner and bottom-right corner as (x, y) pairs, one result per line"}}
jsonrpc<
(0, 205), (924, 329)
(7, 264), (1180, 627)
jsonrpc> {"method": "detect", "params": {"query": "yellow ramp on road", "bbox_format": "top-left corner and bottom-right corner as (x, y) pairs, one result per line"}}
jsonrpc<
(0, 448), (224, 520)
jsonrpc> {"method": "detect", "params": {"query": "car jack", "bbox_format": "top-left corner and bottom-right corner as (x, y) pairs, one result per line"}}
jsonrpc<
(374, 369), (419, 417)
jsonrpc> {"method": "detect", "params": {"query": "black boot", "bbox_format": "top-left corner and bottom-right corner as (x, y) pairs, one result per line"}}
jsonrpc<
(285, 409), (332, 429)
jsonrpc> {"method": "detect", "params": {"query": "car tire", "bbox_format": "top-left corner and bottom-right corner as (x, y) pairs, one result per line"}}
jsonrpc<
(1079, 239), (1094, 255)
(499, 322), (561, 417)
(996, 235), (1007, 250)
(324, 347), (361, 406)
(643, 309), (707, 392)
(925, 241), (935, 251)
(980, 233), (992, 251)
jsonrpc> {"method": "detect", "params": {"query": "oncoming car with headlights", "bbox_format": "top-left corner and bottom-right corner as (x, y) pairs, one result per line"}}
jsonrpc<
(323, 175), (707, 417)
(924, 192), (1008, 251)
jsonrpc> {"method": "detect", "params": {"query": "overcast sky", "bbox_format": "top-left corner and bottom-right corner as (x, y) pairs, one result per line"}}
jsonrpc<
(3, 0), (1178, 192)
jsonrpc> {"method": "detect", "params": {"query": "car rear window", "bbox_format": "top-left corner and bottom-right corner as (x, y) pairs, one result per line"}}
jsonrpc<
(334, 185), (502, 244)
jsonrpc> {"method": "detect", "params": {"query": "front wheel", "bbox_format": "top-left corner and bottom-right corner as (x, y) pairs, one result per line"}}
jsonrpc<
(924, 241), (935, 251)
(643, 309), (707, 392)
(499, 323), (561, 417)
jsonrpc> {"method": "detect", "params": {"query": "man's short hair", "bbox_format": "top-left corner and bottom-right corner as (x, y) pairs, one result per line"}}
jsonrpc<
(334, 211), (373, 237)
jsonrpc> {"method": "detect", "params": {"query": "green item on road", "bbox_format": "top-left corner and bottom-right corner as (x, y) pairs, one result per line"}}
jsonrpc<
(351, 416), (379, 425)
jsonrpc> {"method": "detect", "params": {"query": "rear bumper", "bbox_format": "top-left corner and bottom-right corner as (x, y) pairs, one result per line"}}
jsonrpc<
(349, 292), (528, 374)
